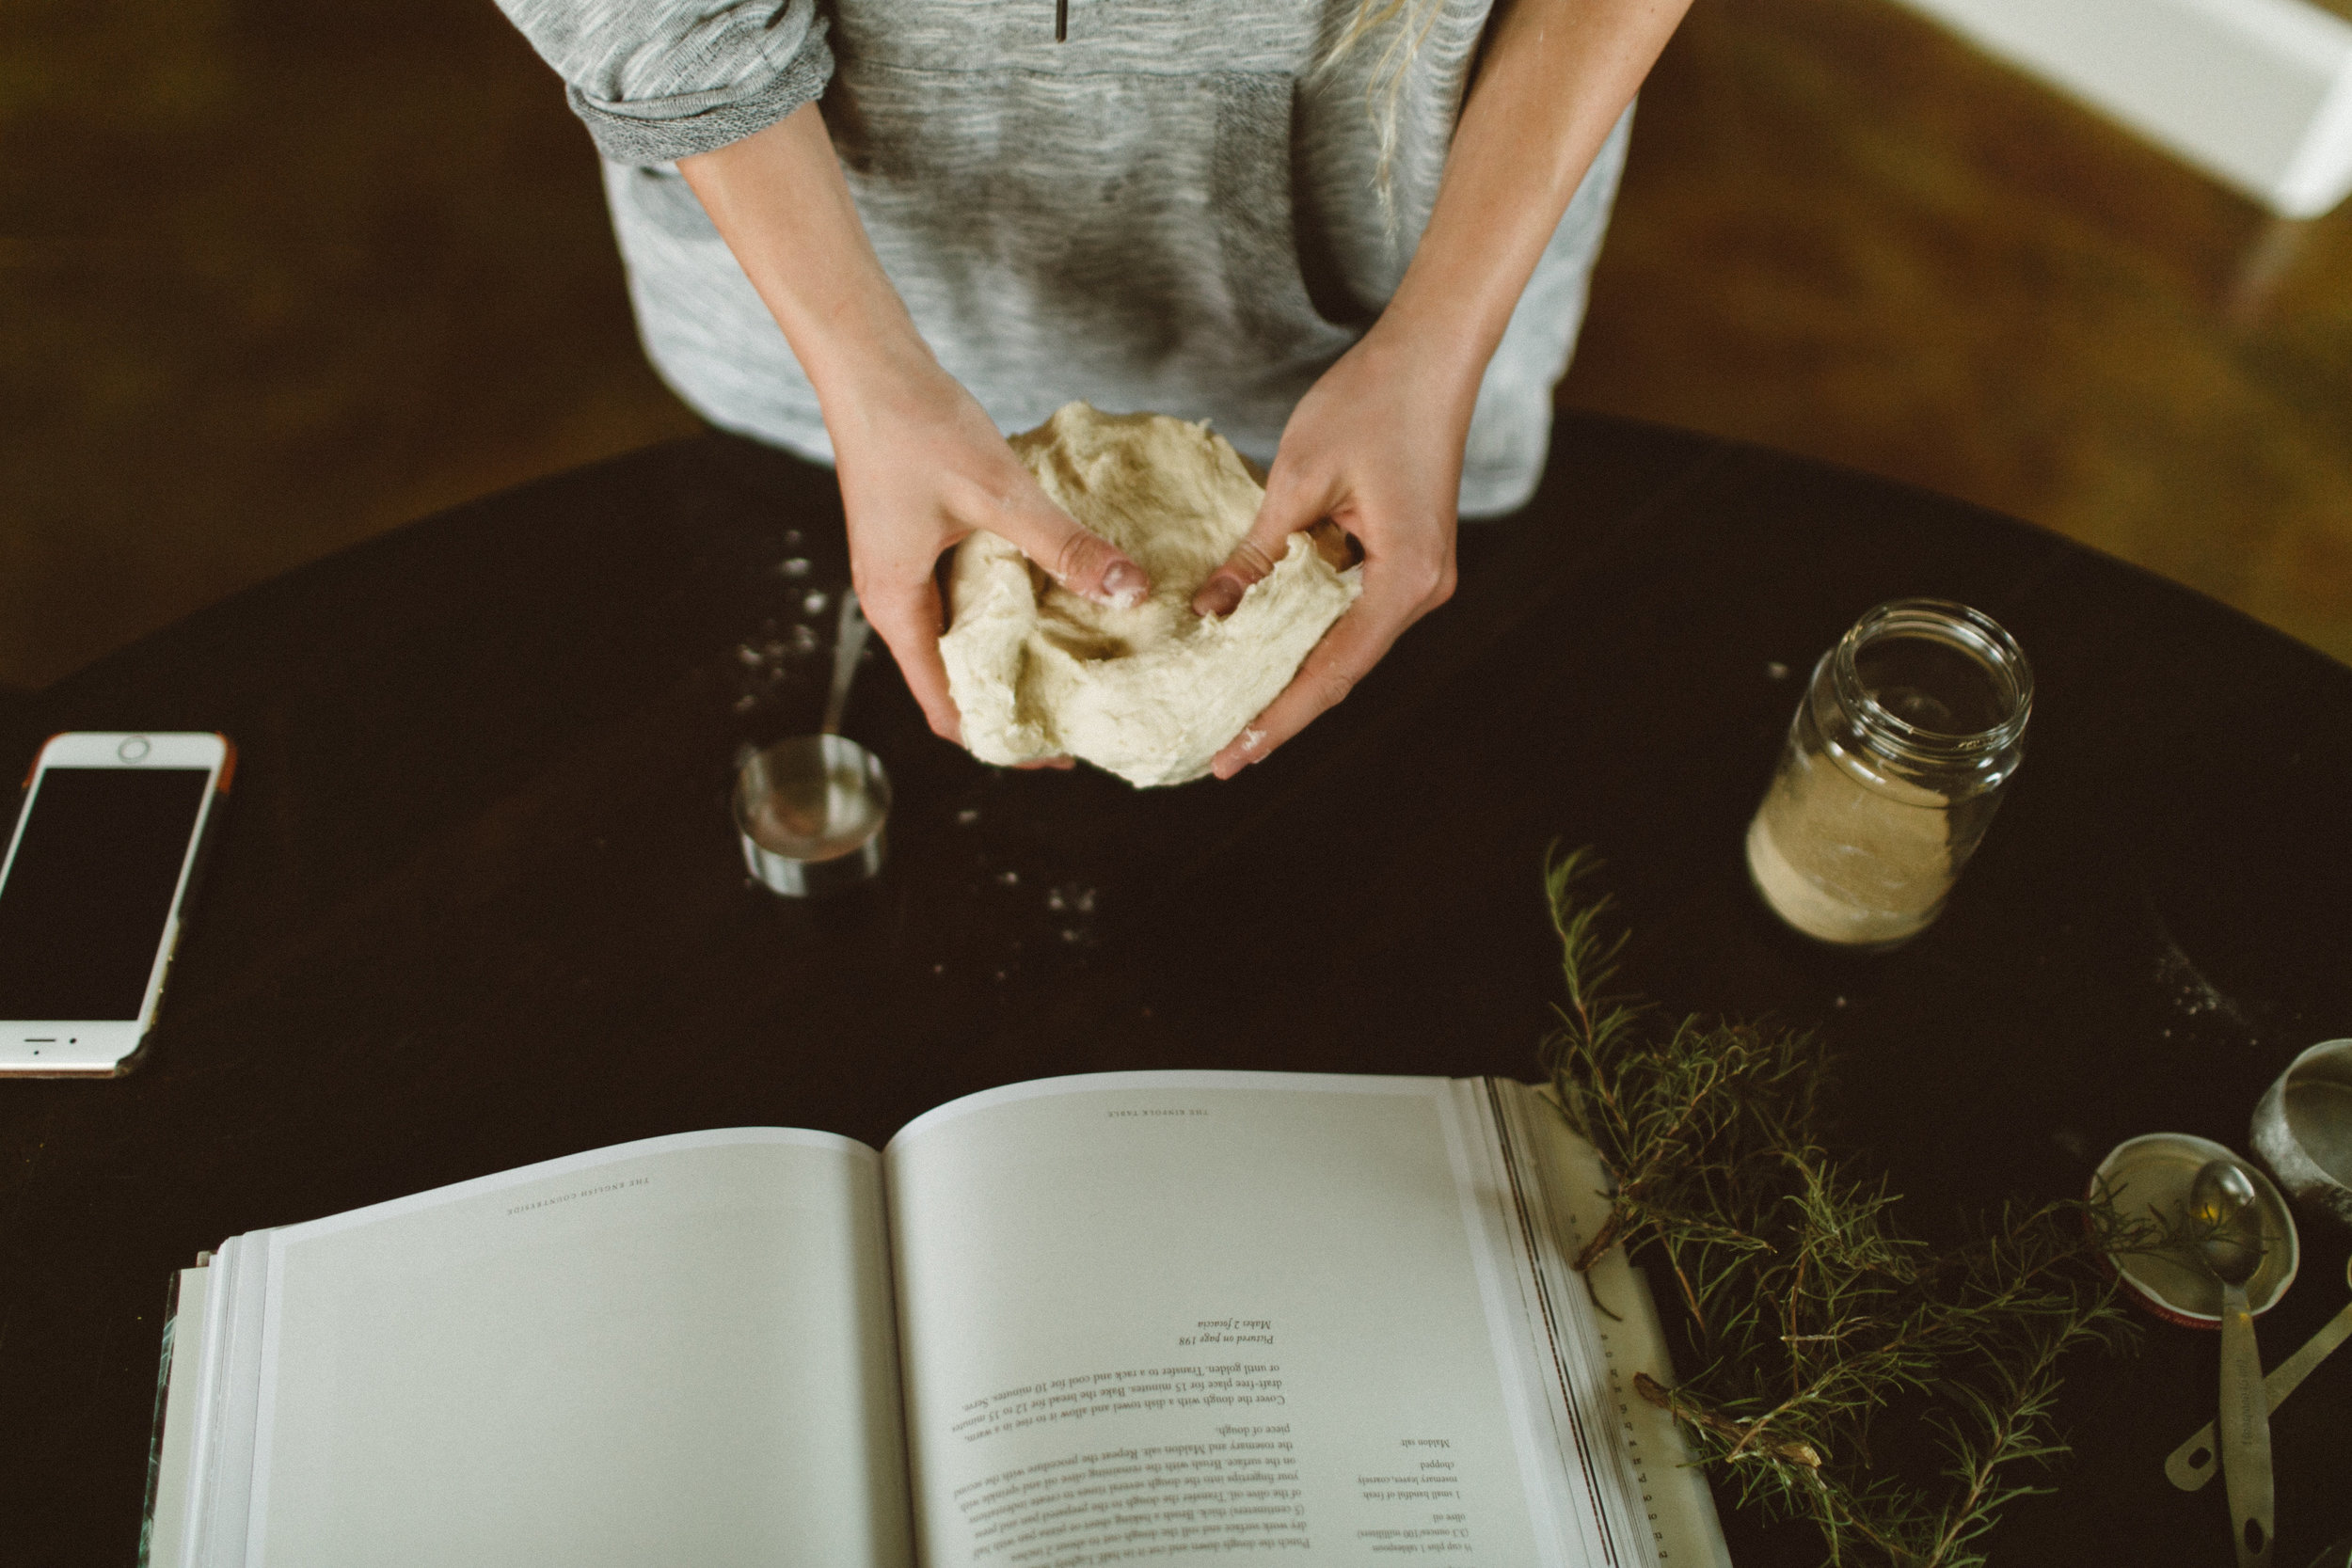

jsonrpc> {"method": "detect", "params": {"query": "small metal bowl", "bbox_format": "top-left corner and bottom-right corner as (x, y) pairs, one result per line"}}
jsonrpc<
(2090, 1132), (2300, 1328)
(2253, 1037), (2352, 1227)
(732, 735), (891, 897)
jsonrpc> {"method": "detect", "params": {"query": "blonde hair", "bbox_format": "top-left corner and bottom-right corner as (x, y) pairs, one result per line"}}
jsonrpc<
(1318, 0), (1449, 232)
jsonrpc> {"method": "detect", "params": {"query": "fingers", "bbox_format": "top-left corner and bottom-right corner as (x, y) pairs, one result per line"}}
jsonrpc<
(855, 545), (1078, 768)
(1193, 471), (1328, 619)
(1205, 603), (1392, 781)
(852, 579), (1068, 765)
(855, 568), (963, 747)
(1190, 539), (1279, 620)
(1207, 535), (1454, 780)
(984, 488), (1152, 610)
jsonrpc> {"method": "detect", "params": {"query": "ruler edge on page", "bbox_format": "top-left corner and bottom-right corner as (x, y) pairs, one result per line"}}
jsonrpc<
(1517, 1081), (1734, 1568)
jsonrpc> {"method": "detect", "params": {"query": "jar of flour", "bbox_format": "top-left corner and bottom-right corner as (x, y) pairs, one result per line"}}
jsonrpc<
(1746, 599), (2032, 949)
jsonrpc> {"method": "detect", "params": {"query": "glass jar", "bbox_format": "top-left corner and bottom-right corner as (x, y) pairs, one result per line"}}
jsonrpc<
(1745, 599), (2032, 949)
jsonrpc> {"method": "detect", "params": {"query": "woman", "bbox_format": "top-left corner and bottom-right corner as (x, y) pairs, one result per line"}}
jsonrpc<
(497, 0), (1689, 775)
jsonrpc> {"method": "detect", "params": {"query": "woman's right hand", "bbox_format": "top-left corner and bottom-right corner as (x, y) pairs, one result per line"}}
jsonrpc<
(826, 352), (1151, 747)
(680, 103), (1147, 751)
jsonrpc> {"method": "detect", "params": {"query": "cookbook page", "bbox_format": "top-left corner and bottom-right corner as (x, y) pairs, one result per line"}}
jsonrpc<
(884, 1072), (1613, 1567)
(237, 1129), (912, 1568)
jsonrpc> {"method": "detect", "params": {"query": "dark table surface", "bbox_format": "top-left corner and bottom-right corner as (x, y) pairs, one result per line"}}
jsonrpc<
(4, 414), (2348, 1566)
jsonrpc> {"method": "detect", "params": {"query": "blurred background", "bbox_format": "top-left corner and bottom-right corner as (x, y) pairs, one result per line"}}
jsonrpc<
(5, 0), (2349, 691)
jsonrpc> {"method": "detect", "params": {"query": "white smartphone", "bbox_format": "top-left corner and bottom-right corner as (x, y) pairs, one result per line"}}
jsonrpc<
(0, 732), (234, 1076)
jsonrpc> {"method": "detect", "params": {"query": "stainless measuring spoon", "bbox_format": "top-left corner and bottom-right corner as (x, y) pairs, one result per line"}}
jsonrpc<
(2169, 1256), (2352, 1491)
(2192, 1158), (2275, 1568)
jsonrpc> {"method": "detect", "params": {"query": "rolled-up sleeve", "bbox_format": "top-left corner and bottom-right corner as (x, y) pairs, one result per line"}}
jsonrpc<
(496, 0), (833, 165)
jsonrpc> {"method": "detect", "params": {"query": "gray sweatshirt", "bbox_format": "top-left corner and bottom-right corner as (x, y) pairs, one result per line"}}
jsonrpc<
(498, 0), (1629, 515)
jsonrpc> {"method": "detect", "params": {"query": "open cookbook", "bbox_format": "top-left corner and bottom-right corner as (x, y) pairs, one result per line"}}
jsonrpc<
(143, 1072), (1728, 1567)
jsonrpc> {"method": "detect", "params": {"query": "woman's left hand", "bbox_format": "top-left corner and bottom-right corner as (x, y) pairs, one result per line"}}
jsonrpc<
(1191, 323), (1470, 779)
(1187, 0), (1692, 779)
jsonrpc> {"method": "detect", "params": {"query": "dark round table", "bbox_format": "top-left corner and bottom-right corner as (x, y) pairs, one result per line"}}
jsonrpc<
(5, 415), (2348, 1566)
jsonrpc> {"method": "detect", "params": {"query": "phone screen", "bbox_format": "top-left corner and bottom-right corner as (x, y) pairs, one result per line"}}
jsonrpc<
(0, 767), (214, 1022)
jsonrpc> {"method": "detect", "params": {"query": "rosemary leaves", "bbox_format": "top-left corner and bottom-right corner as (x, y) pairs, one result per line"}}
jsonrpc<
(1540, 848), (2139, 1568)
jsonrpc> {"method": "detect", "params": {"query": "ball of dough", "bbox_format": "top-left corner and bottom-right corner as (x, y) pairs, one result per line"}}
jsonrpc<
(940, 403), (1361, 787)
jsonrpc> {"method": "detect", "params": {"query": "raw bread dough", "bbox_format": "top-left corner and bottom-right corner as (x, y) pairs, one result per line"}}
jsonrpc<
(940, 403), (1361, 787)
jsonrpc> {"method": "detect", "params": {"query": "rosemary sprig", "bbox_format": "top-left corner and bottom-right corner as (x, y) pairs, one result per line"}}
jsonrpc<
(1541, 848), (2147, 1568)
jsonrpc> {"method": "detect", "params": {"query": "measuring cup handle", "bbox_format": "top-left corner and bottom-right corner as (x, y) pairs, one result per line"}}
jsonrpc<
(2167, 1300), (2352, 1492)
(822, 590), (871, 736)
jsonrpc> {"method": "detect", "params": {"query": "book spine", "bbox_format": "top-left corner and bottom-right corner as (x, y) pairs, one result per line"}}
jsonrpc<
(137, 1267), (188, 1568)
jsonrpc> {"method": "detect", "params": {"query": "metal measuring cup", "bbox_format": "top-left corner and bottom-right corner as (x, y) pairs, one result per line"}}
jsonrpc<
(2253, 1038), (2352, 1227)
(732, 591), (891, 897)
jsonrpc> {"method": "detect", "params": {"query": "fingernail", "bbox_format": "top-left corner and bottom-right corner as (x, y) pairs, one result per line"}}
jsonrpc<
(1102, 561), (1147, 610)
(1194, 575), (1244, 619)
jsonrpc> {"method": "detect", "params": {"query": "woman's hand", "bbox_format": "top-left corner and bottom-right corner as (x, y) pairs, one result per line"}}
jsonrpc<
(826, 346), (1149, 748)
(682, 104), (1149, 750)
(1190, 0), (1691, 778)
(1190, 326), (1466, 779)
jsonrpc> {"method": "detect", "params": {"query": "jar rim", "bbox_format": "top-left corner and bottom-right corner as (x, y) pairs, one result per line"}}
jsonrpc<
(1831, 598), (2033, 764)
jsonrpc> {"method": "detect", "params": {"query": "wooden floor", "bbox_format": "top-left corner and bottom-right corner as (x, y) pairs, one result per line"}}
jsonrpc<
(5, 0), (2348, 689)
(1565, 0), (2352, 671)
